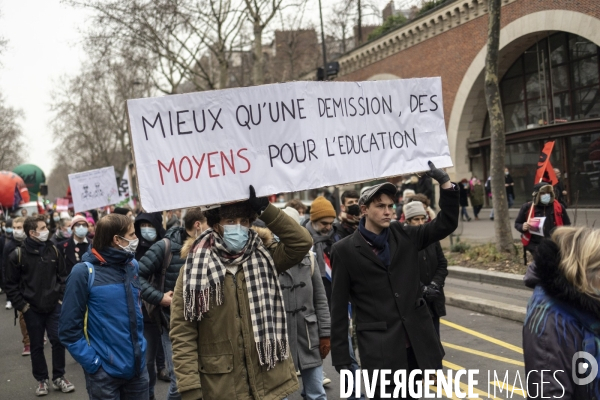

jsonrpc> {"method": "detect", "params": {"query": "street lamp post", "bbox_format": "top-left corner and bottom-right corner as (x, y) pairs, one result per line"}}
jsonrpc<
(318, 0), (327, 80)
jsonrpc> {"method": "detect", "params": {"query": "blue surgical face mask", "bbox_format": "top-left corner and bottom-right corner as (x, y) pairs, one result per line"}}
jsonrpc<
(63, 227), (72, 238)
(53, 215), (60, 222)
(5, 227), (13, 234)
(222, 224), (249, 253)
(141, 227), (157, 241)
(298, 215), (308, 225)
(540, 194), (552, 205)
(74, 226), (89, 238)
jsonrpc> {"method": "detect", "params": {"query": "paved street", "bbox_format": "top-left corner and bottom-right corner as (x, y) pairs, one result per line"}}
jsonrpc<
(0, 298), (527, 399)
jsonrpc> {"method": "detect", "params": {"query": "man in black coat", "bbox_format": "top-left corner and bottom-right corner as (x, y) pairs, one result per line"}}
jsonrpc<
(330, 162), (458, 399)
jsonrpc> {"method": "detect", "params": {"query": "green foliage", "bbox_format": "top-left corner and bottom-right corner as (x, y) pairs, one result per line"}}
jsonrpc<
(417, 0), (449, 16)
(367, 14), (408, 41)
(450, 239), (471, 253)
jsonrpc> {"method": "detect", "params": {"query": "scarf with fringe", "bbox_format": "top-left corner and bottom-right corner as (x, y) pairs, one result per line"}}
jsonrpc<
(183, 228), (288, 370)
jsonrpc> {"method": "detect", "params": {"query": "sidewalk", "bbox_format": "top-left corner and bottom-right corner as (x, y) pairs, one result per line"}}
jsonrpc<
(444, 266), (531, 323)
(442, 207), (600, 246)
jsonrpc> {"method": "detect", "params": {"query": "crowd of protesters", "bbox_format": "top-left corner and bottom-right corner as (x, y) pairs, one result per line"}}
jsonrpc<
(0, 159), (598, 400)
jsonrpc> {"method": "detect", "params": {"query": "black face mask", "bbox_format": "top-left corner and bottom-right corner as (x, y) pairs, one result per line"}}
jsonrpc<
(347, 204), (360, 216)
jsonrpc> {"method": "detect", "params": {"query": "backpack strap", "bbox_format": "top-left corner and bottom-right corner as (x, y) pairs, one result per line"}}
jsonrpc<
(83, 261), (95, 344)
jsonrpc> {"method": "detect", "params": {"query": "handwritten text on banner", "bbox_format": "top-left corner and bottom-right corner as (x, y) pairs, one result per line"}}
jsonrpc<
(127, 78), (453, 212)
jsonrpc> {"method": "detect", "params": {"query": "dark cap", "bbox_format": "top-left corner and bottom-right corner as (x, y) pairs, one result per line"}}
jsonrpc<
(359, 183), (398, 206)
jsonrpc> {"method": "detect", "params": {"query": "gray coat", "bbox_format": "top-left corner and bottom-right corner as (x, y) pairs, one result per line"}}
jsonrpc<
(279, 253), (331, 371)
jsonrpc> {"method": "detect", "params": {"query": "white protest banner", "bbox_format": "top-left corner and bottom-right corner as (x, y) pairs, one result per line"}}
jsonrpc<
(116, 165), (135, 209)
(127, 78), (453, 212)
(68, 167), (120, 213)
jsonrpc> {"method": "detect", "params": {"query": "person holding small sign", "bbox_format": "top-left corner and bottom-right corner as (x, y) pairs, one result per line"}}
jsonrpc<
(515, 182), (571, 259)
(330, 162), (458, 399)
(170, 186), (312, 400)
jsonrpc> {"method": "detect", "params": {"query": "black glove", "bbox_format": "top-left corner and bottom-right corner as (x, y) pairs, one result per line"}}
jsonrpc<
(335, 364), (352, 374)
(422, 282), (442, 302)
(425, 161), (450, 186)
(248, 185), (269, 214)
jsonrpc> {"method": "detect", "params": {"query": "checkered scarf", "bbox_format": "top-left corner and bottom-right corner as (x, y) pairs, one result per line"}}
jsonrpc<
(183, 228), (289, 370)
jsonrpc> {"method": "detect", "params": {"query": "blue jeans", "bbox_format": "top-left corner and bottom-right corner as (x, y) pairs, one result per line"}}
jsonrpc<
(84, 366), (149, 400)
(299, 365), (327, 400)
(160, 326), (181, 400)
(507, 193), (514, 208)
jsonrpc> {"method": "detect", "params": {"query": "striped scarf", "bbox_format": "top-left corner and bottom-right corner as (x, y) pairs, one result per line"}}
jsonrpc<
(183, 228), (288, 370)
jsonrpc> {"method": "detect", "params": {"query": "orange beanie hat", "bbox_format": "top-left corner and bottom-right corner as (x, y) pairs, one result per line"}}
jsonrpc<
(310, 196), (337, 222)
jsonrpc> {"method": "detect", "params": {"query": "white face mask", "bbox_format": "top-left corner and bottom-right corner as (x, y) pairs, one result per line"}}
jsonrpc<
(13, 229), (26, 240)
(118, 236), (139, 253)
(36, 230), (50, 242)
(540, 194), (552, 205)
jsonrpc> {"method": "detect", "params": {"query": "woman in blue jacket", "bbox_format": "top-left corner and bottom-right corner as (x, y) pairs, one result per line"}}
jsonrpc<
(59, 213), (148, 399)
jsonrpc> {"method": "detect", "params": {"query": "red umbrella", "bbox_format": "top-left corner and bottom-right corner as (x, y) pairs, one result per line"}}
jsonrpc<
(0, 171), (30, 208)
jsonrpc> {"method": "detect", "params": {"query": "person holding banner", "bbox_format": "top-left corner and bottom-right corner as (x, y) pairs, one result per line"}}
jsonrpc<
(515, 183), (571, 258)
(170, 186), (312, 400)
(330, 162), (458, 399)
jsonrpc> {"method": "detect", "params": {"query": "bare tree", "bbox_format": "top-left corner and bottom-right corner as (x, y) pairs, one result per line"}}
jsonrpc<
(242, 0), (290, 85)
(269, 2), (318, 82)
(50, 53), (152, 174)
(484, 0), (512, 253)
(329, 0), (354, 54)
(0, 95), (24, 170)
(70, 0), (245, 93)
(192, 0), (247, 89)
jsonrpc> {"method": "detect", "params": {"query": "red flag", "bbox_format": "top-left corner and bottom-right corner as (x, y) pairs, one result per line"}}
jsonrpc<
(534, 141), (558, 185)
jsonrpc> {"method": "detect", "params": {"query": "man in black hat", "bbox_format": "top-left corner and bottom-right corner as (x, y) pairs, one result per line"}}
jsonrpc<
(330, 162), (459, 399)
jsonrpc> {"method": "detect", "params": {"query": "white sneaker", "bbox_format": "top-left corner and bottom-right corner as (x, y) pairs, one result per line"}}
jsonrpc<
(52, 376), (75, 393)
(5, 301), (12, 310)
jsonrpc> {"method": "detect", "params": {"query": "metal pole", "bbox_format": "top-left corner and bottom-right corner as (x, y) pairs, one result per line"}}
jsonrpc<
(318, 0), (327, 79)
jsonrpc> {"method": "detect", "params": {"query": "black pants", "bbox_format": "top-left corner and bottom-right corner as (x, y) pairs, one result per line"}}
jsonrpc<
(472, 205), (483, 218)
(23, 303), (65, 382)
(144, 321), (166, 397)
(370, 347), (420, 400)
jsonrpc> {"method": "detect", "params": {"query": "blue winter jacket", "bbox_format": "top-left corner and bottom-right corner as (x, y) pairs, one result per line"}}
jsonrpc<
(59, 247), (147, 380)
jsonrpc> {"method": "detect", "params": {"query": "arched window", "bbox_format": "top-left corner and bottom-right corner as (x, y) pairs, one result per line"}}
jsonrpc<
(483, 32), (600, 136)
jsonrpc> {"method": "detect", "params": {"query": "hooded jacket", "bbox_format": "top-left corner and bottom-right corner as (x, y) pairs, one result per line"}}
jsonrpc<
(138, 226), (187, 309)
(134, 212), (166, 261)
(59, 247), (146, 380)
(5, 238), (66, 313)
(523, 239), (600, 399)
(515, 183), (570, 248)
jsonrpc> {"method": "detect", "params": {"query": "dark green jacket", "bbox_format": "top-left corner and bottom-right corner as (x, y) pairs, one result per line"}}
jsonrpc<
(170, 204), (313, 400)
(138, 226), (187, 307)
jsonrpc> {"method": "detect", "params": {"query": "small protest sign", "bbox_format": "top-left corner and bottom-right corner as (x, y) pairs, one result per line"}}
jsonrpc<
(127, 78), (453, 212)
(528, 217), (546, 236)
(116, 165), (135, 209)
(56, 198), (69, 212)
(68, 167), (119, 213)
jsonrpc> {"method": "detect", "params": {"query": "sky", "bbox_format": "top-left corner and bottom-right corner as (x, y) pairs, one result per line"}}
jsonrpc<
(0, 0), (416, 177)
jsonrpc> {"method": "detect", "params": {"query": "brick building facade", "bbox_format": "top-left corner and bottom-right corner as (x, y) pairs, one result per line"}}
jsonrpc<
(329, 0), (600, 206)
